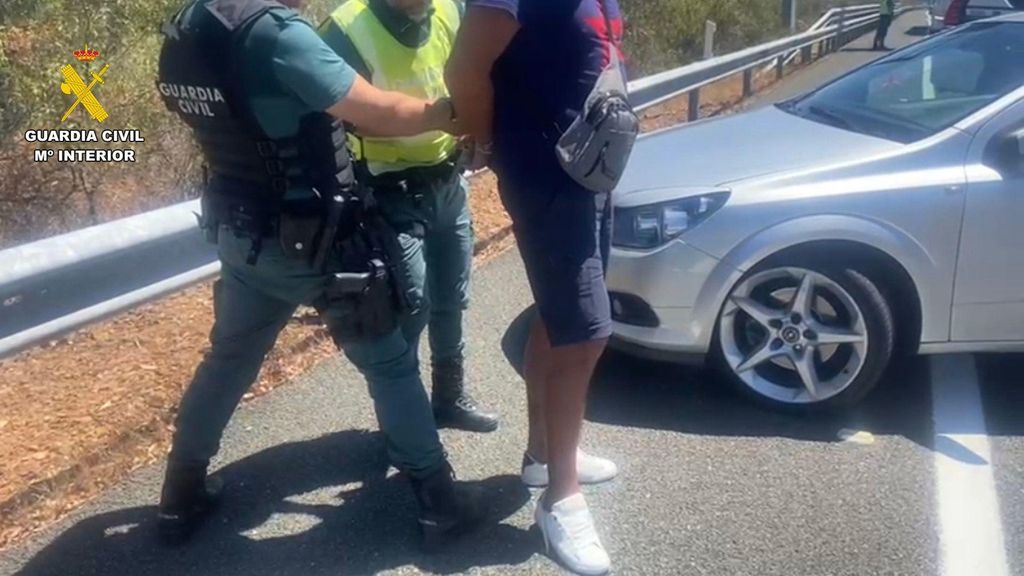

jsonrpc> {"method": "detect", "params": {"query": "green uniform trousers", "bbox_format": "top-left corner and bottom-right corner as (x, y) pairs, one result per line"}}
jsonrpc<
(168, 173), (473, 478)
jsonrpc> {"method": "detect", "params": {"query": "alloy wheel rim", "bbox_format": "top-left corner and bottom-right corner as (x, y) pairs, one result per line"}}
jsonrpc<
(719, 267), (869, 404)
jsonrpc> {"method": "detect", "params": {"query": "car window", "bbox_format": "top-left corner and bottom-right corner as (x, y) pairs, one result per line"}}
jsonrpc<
(865, 49), (984, 109)
(966, 0), (1013, 7)
(1010, 0), (1024, 8)
(782, 22), (1024, 143)
(966, 0), (1014, 11)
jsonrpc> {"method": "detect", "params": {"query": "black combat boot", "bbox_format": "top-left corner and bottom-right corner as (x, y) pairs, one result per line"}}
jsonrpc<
(157, 462), (223, 545)
(431, 358), (500, 433)
(409, 461), (487, 552)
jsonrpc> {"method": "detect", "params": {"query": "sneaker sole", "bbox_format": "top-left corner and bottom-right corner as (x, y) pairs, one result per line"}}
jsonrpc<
(521, 474), (619, 489)
(535, 518), (611, 576)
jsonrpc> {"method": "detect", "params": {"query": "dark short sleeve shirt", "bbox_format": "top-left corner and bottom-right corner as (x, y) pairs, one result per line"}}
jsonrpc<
(467, 0), (625, 186)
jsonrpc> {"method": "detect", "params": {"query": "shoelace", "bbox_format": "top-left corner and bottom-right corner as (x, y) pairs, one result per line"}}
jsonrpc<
(454, 394), (480, 411)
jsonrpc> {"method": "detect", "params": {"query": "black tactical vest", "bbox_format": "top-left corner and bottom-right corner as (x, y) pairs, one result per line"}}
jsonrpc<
(157, 0), (354, 202)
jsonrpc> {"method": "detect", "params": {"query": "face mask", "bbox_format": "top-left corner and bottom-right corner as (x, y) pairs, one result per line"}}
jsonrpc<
(407, 9), (429, 22)
(386, 0), (430, 22)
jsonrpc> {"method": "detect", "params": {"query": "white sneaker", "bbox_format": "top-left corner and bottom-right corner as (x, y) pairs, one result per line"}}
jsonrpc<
(535, 492), (611, 576)
(521, 449), (618, 488)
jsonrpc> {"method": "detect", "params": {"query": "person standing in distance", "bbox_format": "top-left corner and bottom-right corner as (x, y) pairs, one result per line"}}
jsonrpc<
(155, 0), (484, 550)
(446, 0), (626, 573)
(873, 0), (896, 50)
(319, 0), (501, 434)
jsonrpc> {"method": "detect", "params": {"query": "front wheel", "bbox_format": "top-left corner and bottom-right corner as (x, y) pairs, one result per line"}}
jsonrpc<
(712, 264), (894, 411)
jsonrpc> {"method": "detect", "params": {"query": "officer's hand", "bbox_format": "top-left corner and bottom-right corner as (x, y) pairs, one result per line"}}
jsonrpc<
(328, 77), (457, 138)
(427, 97), (460, 135)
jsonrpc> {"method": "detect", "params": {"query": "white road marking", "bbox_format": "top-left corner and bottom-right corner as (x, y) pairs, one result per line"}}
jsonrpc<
(931, 354), (1009, 576)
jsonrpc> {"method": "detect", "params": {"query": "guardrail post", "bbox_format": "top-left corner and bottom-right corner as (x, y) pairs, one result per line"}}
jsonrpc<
(801, 44), (813, 64)
(775, 55), (785, 81)
(742, 69), (754, 98)
(836, 7), (847, 50)
(703, 20), (717, 59)
(688, 89), (700, 122)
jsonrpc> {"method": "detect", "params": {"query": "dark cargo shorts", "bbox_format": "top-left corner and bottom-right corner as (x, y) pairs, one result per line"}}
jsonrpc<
(498, 177), (613, 347)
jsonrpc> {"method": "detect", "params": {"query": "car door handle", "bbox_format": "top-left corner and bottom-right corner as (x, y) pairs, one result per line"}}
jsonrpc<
(945, 185), (963, 195)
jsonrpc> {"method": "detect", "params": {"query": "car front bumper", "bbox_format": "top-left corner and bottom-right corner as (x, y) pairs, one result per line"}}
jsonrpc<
(606, 239), (731, 359)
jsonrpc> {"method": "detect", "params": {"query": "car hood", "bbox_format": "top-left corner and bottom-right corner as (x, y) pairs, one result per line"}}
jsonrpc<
(616, 105), (901, 195)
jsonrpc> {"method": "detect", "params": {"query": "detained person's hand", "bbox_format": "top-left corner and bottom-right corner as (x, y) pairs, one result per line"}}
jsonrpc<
(458, 138), (493, 172)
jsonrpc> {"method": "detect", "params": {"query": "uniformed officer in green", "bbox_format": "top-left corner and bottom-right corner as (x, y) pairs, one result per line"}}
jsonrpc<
(873, 0), (896, 50)
(155, 0), (484, 548)
(318, 0), (500, 433)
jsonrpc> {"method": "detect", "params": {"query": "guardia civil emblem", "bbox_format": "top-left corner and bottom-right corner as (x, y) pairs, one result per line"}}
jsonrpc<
(59, 45), (111, 123)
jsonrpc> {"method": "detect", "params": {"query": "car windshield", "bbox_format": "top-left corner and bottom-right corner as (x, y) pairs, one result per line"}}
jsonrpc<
(779, 21), (1024, 143)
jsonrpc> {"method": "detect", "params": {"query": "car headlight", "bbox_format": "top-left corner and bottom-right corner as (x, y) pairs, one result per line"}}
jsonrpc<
(612, 192), (729, 249)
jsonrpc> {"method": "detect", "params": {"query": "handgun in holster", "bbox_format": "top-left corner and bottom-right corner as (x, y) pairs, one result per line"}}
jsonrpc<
(317, 184), (407, 345)
(311, 191), (349, 273)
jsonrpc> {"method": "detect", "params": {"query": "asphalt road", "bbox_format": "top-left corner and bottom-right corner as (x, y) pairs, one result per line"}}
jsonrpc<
(8, 12), (1019, 576)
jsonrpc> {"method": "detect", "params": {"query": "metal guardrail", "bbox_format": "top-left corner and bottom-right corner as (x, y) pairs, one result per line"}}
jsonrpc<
(0, 4), (916, 360)
(631, 3), (914, 118)
(771, 4), (882, 71)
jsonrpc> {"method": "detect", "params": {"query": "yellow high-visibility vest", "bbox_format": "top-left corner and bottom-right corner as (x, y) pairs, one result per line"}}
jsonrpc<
(327, 0), (460, 175)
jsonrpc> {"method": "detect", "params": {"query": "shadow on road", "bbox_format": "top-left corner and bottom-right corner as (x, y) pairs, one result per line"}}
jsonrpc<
(905, 25), (932, 37)
(499, 306), (986, 458)
(841, 47), (895, 53)
(15, 431), (534, 576)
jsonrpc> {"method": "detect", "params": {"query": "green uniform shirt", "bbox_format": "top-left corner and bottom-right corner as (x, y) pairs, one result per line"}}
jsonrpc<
(182, 2), (358, 195)
(879, 0), (895, 16)
(242, 8), (357, 137)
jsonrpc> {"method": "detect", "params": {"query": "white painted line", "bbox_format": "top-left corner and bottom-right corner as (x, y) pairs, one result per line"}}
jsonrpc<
(931, 354), (1009, 576)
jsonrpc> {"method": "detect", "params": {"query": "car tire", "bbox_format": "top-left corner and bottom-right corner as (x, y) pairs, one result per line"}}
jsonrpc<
(711, 262), (895, 412)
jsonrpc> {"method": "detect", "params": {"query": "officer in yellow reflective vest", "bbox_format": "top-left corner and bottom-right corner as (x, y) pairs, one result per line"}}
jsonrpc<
(320, 0), (500, 433)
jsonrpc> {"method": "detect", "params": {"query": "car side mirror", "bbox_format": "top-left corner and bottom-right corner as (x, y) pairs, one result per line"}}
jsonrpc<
(989, 128), (1024, 176)
(1009, 130), (1024, 173)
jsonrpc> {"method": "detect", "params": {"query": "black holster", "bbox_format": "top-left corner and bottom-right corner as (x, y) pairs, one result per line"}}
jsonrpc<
(279, 200), (326, 263)
(314, 186), (407, 345)
(319, 257), (398, 345)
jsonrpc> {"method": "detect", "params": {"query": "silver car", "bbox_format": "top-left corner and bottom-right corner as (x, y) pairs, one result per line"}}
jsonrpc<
(607, 15), (1024, 411)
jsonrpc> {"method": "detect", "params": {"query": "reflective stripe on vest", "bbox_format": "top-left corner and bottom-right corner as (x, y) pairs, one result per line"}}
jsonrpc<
(328, 0), (458, 173)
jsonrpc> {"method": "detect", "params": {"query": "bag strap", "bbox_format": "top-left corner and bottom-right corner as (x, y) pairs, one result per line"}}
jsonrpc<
(597, 0), (619, 64)
(598, 0), (614, 49)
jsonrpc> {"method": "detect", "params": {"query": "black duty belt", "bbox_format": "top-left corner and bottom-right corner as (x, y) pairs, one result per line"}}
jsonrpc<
(206, 192), (321, 238)
(362, 155), (460, 194)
